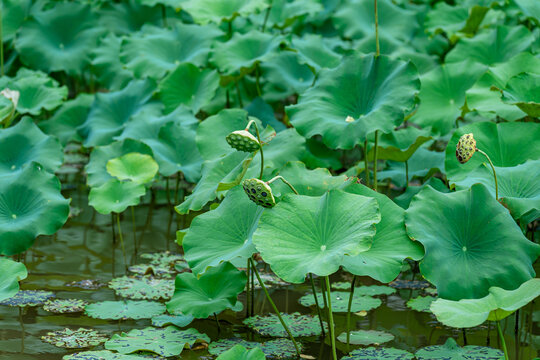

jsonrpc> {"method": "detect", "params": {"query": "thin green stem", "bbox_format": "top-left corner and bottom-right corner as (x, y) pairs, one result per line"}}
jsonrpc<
(249, 258), (301, 357)
(262, 0), (273, 32)
(250, 260), (254, 316)
(130, 206), (137, 256)
(364, 139), (370, 187)
(246, 259), (251, 318)
(374, 0), (380, 57)
(325, 276), (337, 360)
(320, 277), (328, 320)
(373, 130), (379, 191)
(497, 321), (509, 360)
(235, 81), (244, 108)
(310, 274), (325, 337)
(0, 2), (3, 76)
(476, 149), (498, 200)
(116, 213), (128, 271)
(346, 275), (356, 350)
(267, 176), (299, 194)
(228, 20), (233, 39)
(514, 310), (520, 360)
(252, 121), (264, 179)
(255, 64), (262, 97)
(405, 160), (409, 187)
(214, 313), (221, 333)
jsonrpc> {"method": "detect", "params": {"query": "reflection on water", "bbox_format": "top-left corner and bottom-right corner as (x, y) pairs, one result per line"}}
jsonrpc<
(0, 191), (538, 360)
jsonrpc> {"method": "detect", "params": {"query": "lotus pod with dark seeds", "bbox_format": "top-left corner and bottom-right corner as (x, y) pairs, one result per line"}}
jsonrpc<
(242, 178), (276, 208)
(226, 130), (261, 152)
(456, 133), (476, 164)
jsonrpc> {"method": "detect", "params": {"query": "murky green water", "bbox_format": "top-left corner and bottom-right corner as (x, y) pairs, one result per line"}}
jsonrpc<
(1, 190), (538, 360)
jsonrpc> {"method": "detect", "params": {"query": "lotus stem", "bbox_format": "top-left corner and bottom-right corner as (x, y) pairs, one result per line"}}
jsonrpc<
(364, 139), (370, 187)
(131, 206), (137, 256)
(246, 259), (251, 318)
(235, 81), (243, 108)
(267, 176), (299, 195)
(346, 275), (356, 350)
(249, 258), (301, 357)
(462, 328), (468, 345)
(374, 0), (380, 57)
(309, 274), (325, 337)
(249, 119), (265, 180)
(373, 130), (379, 191)
(262, 0), (273, 32)
(514, 310), (520, 360)
(255, 64), (262, 97)
(476, 149), (498, 201)
(116, 213), (128, 272)
(497, 321), (509, 360)
(161, 4), (167, 27)
(250, 261), (255, 316)
(227, 20), (233, 39)
(0, 3), (3, 77)
(325, 276), (337, 360)
(214, 313), (221, 333)
(405, 160), (409, 187)
(486, 321), (491, 346)
(111, 213), (117, 244)
(320, 276), (329, 318)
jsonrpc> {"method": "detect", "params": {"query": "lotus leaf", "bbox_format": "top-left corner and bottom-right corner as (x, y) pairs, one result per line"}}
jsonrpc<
(258, 0), (323, 30)
(105, 326), (209, 357)
(409, 61), (486, 135)
(430, 278), (540, 328)
(209, 338), (300, 359)
(43, 299), (87, 313)
(92, 34), (134, 91)
(299, 291), (381, 312)
(0, 163), (70, 255)
(261, 52), (314, 102)
(291, 34), (341, 71)
(379, 147), (444, 188)
(180, 0), (269, 24)
(129, 264), (175, 278)
(79, 79), (156, 147)
(355, 285), (396, 296)
(63, 350), (151, 360)
(141, 251), (186, 267)
(389, 280), (430, 290)
(41, 328), (108, 349)
(415, 338), (504, 359)
(167, 261), (246, 318)
(151, 314), (194, 328)
(253, 190), (380, 283)
(367, 127), (432, 162)
(98, 0), (162, 35)
(107, 153), (159, 185)
(424, 2), (493, 40)
(210, 31), (282, 75)
(85, 300), (165, 320)
(287, 54), (419, 149)
(120, 23), (222, 79)
(341, 347), (414, 360)
(0, 257), (27, 302)
(0, 69), (68, 116)
(500, 72), (540, 117)
(183, 186), (263, 275)
(337, 330), (394, 346)
(514, 0), (540, 22)
(217, 345), (266, 360)
(1, 0), (32, 42)
(15, 2), (103, 75)
(158, 63), (220, 114)
(88, 179), (146, 215)
(244, 312), (327, 337)
(340, 182), (425, 282)
(405, 184), (540, 300)
(109, 276), (174, 300)
(407, 296), (436, 313)
(65, 280), (106, 290)
(0, 290), (54, 306)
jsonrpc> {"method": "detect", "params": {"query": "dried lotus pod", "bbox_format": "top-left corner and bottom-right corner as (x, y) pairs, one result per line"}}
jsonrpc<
(242, 178), (276, 208)
(226, 130), (261, 152)
(455, 133), (477, 164)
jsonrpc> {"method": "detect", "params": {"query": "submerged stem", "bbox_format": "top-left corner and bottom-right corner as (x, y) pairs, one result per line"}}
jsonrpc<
(476, 149), (498, 201)
(325, 276), (337, 360)
(346, 275), (356, 350)
(310, 274), (325, 337)
(497, 321), (509, 360)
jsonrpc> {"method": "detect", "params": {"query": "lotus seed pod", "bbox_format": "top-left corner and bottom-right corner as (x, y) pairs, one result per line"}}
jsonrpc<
(456, 133), (477, 164)
(226, 130), (261, 152)
(242, 178), (276, 208)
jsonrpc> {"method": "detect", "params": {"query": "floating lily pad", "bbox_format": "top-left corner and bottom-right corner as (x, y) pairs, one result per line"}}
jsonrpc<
(217, 345), (266, 360)
(0, 290), (54, 307)
(43, 299), (87, 313)
(105, 326), (209, 357)
(65, 279), (106, 290)
(407, 296), (436, 313)
(151, 314), (194, 328)
(85, 300), (165, 320)
(389, 280), (430, 290)
(88, 178), (146, 215)
(244, 312), (327, 337)
(341, 347), (414, 360)
(141, 252), (186, 267)
(109, 276), (174, 300)
(209, 338), (300, 359)
(63, 351), (156, 360)
(129, 264), (175, 278)
(107, 153), (159, 185)
(0, 257), (27, 302)
(338, 330), (394, 346)
(415, 338), (504, 359)
(299, 291), (381, 313)
(41, 328), (108, 349)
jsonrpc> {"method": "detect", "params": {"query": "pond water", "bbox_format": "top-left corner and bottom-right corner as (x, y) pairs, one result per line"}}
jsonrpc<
(1, 190), (538, 360)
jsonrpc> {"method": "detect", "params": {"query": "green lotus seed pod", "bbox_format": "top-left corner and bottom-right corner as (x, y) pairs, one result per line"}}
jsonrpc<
(226, 130), (261, 152)
(242, 178), (276, 208)
(456, 133), (477, 164)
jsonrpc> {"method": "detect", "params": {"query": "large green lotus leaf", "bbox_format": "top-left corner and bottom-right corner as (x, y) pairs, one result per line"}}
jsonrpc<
(15, 2), (103, 75)
(405, 184), (540, 300)
(253, 190), (380, 283)
(500, 72), (540, 117)
(152, 314), (194, 328)
(210, 30), (282, 75)
(261, 52), (314, 102)
(166, 261), (246, 318)
(366, 126), (432, 162)
(63, 350), (152, 360)
(415, 338), (504, 359)
(409, 61), (486, 135)
(209, 338), (299, 359)
(158, 63), (220, 114)
(0, 117), (63, 175)
(393, 178), (449, 210)
(0, 258), (27, 302)
(121, 23), (222, 79)
(514, 0), (540, 23)
(39, 94), (94, 146)
(86, 139), (154, 187)
(0, 69), (68, 116)
(107, 153), (159, 185)
(444, 122), (540, 180)
(299, 291), (382, 312)
(291, 34), (341, 71)
(342, 347), (414, 360)
(183, 186), (263, 276)
(430, 278), (540, 328)
(88, 179), (146, 215)
(85, 300), (165, 320)
(257, 0), (323, 30)
(244, 312), (327, 337)
(446, 26), (534, 66)
(287, 54), (420, 149)
(180, 0), (269, 24)
(341, 182), (424, 283)
(109, 276), (174, 300)
(91, 34), (134, 91)
(332, 0), (418, 42)
(337, 330), (394, 346)
(302, 137), (343, 170)
(79, 79), (156, 147)
(217, 345), (265, 360)
(0, 163), (70, 256)
(98, 0), (162, 35)
(1, 0), (32, 42)
(105, 326), (209, 357)
(466, 52), (540, 121)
